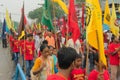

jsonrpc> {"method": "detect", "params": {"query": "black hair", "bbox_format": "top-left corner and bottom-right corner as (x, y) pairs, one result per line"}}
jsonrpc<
(111, 34), (117, 42)
(40, 44), (48, 52)
(42, 40), (48, 45)
(48, 46), (54, 49)
(27, 33), (33, 37)
(57, 47), (78, 69)
(76, 54), (82, 59)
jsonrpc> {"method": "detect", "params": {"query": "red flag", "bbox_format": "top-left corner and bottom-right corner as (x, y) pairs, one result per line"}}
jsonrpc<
(81, 3), (84, 28)
(18, 3), (25, 37)
(60, 17), (67, 37)
(68, 0), (80, 43)
(18, 3), (27, 40)
(24, 15), (27, 25)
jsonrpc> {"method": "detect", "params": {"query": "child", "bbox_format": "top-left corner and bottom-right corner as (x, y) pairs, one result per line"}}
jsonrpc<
(71, 54), (85, 80)
(12, 34), (20, 65)
(24, 34), (35, 80)
(88, 63), (110, 80)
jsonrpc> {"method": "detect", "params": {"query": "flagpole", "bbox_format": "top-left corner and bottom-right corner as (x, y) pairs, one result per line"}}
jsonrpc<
(65, 0), (69, 47)
(96, 30), (102, 72)
(52, 1), (58, 50)
(23, 1), (25, 70)
(85, 42), (89, 79)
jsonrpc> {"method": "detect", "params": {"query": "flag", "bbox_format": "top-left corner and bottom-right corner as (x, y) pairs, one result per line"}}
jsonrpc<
(103, 0), (110, 26)
(60, 17), (67, 37)
(110, 1), (119, 36)
(52, 0), (68, 14)
(2, 19), (6, 36)
(18, 3), (26, 40)
(37, 23), (41, 30)
(68, 0), (80, 43)
(5, 9), (15, 32)
(81, 3), (85, 28)
(86, 0), (107, 65)
(41, 0), (54, 31)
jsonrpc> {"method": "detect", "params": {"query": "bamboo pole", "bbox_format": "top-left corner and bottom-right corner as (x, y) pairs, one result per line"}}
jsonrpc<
(52, 1), (58, 50)
(65, 0), (69, 47)
(96, 30), (102, 72)
(85, 42), (89, 78)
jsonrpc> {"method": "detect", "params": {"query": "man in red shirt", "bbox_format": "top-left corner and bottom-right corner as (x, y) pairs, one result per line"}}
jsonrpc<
(47, 47), (78, 80)
(108, 35), (119, 80)
(24, 34), (35, 80)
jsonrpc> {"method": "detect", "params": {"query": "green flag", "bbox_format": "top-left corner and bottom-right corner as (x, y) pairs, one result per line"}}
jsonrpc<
(41, 0), (54, 31)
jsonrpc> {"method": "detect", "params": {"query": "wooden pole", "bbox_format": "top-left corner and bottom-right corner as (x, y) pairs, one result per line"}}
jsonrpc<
(65, 0), (69, 47)
(85, 42), (89, 77)
(96, 30), (102, 72)
(52, 1), (58, 50)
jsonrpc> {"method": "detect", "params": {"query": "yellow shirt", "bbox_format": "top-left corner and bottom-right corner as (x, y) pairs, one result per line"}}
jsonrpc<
(32, 57), (42, 72)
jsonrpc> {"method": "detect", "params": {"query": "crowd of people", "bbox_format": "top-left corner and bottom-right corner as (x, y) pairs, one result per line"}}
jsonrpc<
(1, 27), (120, 80)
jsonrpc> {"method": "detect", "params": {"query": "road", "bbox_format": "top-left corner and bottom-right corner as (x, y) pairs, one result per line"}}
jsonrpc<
(0, 41), (14, 80)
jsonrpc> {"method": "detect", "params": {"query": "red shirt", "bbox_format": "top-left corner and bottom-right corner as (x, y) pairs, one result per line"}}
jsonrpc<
(20, 40), (25, 55)
(103, 70), (110, 80)
(13, 39), (19, 53)
(47, 73), (70, 80)
(71, 68), (85, 80)
(9, 35), (14, 48)
(24, 40), (35, 60)
(88, 70), (99, 80)
(108, 43), (119, 65)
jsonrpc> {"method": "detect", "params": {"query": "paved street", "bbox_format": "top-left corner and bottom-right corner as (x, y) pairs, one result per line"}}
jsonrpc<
(0, 41), (14, 80)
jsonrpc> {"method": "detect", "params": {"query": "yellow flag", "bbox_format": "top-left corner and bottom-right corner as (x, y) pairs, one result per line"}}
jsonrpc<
(6, 9), (15, 31)
(18, 31), (25, 40)
(86, 0), (107, 66)
(103, 0), (110, 26)
(37, 23), (41, 30)
(110, 1), (119, 36)
(52, 0), (68, 14)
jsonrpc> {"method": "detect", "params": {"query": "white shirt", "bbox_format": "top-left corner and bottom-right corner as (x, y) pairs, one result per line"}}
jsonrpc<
(67, 39), (81, 54)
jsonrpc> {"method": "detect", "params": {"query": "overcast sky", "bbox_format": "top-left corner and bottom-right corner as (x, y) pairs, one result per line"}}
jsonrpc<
(0, 0), (44, 22)
(0, 0), (120, 23)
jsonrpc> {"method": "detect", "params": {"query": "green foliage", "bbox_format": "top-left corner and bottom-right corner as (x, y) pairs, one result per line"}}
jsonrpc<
(28, 2), (65, 23)
(51, 2), (65, 19)
(28, 7), (43, 23)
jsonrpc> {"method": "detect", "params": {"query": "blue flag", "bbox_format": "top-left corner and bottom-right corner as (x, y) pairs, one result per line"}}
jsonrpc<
(2, 19), (7, 39)
(2, 19), (6, 35)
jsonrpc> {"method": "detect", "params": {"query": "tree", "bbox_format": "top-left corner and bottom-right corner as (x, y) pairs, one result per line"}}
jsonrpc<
(28, 2), (65, 23)
(28, 7), (43, 23)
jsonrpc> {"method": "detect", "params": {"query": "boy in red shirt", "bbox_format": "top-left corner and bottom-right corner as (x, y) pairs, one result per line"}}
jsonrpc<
(20, 37), (26, 70)
(9, 34), (14, 60)
(24, 34), (35, 80)
(88, 63), (110, 80)
(71, 54), (85, 80)
(47, 47), (78, 80)
(12, 34), (20, 65)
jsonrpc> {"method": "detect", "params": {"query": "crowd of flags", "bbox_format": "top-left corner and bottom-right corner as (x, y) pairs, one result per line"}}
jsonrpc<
(2, 0), (120, 68)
